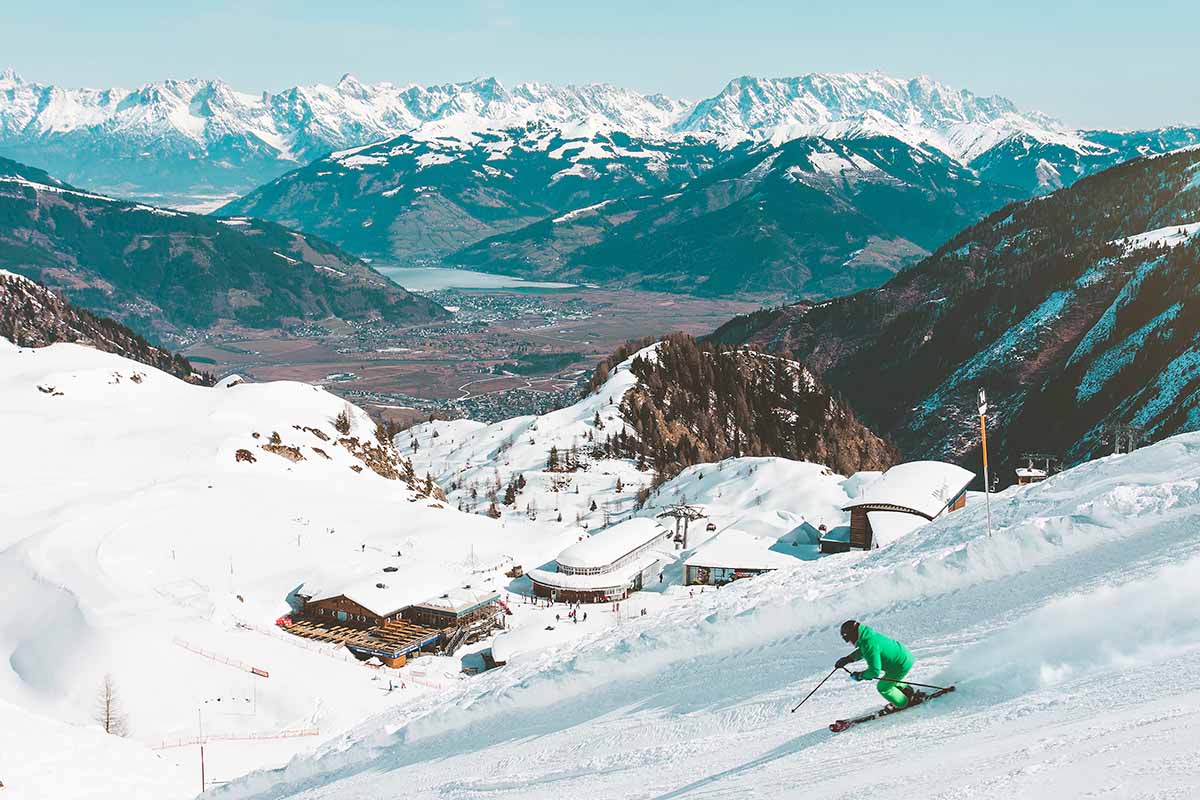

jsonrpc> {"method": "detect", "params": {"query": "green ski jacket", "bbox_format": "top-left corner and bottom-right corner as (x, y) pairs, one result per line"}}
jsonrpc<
(849, 624), (913, 679)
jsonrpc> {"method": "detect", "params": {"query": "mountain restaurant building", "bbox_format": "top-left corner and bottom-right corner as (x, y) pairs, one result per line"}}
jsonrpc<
(286, 579), (502, 667)
(820, 461), (974, 553)
(528, 517), (673, 604)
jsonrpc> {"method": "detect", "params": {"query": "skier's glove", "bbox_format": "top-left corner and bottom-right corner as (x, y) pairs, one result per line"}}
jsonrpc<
(850, 671), (864, 681)
(834, 655), (853, 669)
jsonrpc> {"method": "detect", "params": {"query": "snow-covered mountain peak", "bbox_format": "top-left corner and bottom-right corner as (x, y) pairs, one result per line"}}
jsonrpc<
(674, 70), (1065, 160)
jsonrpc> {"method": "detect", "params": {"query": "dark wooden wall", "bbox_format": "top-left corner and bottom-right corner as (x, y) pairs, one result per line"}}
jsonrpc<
(302, 595), (384, 629)
(849, 509), (873, 550)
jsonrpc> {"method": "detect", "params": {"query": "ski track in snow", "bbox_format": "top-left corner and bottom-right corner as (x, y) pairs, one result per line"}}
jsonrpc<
(217, 437), (1200, 800)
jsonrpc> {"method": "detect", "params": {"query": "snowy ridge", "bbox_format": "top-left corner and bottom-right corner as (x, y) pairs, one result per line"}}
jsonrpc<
(0, 70), (689, 167)
(219, 432), (1200, 799)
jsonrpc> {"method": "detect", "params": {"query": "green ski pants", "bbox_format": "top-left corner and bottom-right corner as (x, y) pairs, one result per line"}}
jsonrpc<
(877, 664), (912, 708)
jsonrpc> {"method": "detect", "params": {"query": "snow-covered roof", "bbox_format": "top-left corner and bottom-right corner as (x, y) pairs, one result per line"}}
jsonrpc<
(866, 510), (928, 547)
(683, 529), (806, 571)
(844, 461), (974, 519)
(555, 518), (671, 571)
(411, 585), (500, 615)
(308, 571), (491, 618)
(529, 553), (666, 592)
(1015, 467), (1048, 479)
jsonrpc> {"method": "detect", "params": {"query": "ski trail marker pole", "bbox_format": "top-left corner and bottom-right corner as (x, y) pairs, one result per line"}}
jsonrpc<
(791, 666), (840, 713)
(979, 388), (993, 539)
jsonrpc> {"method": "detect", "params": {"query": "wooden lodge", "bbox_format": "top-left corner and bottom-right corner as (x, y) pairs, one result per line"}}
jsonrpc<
(286, 582), (504, 666)
(821, 461), (974, 554)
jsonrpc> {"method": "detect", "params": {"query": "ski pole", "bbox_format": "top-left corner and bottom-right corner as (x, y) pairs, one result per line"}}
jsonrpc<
(791, 666), (839, 713)
(854, 674), (953, 692)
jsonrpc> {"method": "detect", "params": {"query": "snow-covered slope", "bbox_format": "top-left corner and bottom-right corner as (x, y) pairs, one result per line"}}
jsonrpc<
(215, 427), (1200, 799)
(0, 338), (576, 798)
(399, 345), (655, 529)
(398, 339), (893, 529)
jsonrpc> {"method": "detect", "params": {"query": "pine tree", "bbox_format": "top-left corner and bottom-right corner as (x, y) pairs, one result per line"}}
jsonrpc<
(333, 406), (352, 436)
(547, 445), (559, 470)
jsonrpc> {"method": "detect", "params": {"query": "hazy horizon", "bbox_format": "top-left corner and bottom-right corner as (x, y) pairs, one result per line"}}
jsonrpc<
(3, 0), (1197, 131)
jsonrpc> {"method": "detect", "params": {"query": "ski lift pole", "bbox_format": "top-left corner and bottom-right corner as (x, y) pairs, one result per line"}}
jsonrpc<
(978, 388), (993, 538)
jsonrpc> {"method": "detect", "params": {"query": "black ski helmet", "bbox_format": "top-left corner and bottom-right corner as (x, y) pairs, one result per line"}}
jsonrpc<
(840, 620), (860, 643)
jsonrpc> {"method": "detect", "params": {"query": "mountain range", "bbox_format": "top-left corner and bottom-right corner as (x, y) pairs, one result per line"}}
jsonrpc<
(0, 156), (446, 342)
(5, 68), (1196, 207)
(711, 145), (1200, 479)
(205, 71), (1195, 299)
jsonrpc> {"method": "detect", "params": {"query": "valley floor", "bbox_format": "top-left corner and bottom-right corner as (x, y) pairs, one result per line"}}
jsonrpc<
(180, 284), (759, 421)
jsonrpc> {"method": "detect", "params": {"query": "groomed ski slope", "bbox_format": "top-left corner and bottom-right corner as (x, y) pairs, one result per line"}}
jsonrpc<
(219, 433), (1200, 799)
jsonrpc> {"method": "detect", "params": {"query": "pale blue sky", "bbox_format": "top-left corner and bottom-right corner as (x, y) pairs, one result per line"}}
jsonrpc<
(3, 0), (1195, 129)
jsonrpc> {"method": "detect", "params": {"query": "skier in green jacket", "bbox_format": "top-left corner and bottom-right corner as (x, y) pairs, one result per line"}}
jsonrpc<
(834, 620), (917, 709)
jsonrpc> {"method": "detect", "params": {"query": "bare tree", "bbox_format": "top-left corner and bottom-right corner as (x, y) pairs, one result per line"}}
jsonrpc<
(94, 674), (129, 737)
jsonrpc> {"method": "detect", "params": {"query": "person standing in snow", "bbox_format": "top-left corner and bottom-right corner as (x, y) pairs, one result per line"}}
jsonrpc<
(834, 620), (917, 709)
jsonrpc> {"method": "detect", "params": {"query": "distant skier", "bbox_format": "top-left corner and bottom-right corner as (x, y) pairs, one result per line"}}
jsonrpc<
(834, 620), (916, 710)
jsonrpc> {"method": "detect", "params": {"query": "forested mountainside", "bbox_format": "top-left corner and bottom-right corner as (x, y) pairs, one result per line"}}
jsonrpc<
(612, 333), (897, 479)
(0, 157), (446, 342)
(453, 136), (1021, 298)
(220, 124), (733, 264)
(710, 147), (1200, 481)
(0, 270), (210, 383)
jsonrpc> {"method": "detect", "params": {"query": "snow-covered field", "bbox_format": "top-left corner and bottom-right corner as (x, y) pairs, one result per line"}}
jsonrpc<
(0, 339), (581, 798)
(6, 334), (1200, 799)
(214, 432), (1200, 799)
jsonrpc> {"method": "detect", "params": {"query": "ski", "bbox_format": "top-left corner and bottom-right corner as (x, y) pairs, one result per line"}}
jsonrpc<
(829, 685), (955, 733)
